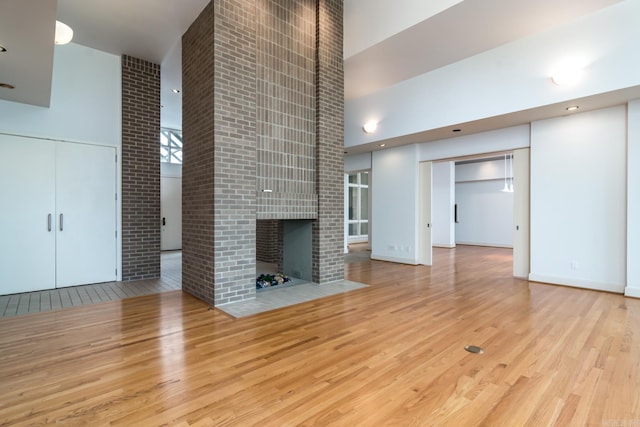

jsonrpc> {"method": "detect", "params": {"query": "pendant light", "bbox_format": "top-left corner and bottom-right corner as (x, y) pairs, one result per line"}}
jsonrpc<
(508, 153), (514, 192)
(500, 154), (510, 192)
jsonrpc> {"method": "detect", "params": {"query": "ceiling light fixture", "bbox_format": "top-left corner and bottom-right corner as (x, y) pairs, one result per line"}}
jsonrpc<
(452, 129), (461, 133)
(172, 88), (181, 94)
(500, 153), (514, 193)
(0, 83), (15, 89)
(362, 121), (377, 134)
(566, 105), (579, 111)
(378, 143), (386, 147)
(0, 45), (6, 53)
(551, 60), (583, 86)
(55, 21), (74, 45)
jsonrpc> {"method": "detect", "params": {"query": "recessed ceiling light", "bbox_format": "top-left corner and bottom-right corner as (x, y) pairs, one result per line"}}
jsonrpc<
(452, 129), (461, 132)
(379, 143), (386, 147)
(0, 45), (6, 53)
(172, 88), (181, 94)
(0, 83), (15, 89)
(566, 105), (579, 111)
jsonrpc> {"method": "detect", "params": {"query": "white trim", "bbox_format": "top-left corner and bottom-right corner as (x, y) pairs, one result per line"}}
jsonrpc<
(456, 241), (512, 249)
(528, 274), (624, 294)
(348, 237), (369, 244)
(433, 244), (455, 249)
(370, 253), (418, 265)
(624, 287), (640, 298)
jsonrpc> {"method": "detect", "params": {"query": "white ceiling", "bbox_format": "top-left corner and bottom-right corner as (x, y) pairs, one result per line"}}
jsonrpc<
(344, 0), (622, 100)
(0, 0), (630, 141)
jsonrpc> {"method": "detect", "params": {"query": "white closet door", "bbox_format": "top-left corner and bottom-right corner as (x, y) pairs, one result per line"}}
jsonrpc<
(55, 143), (117, 287)
(0, 135), (56, 294)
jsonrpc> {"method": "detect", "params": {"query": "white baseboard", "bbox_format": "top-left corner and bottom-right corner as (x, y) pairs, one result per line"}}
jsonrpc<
(456, 241), (513, 249)
(433, 244), (456, 249)
(370, 253), (419, 265)
(624, 287), (640, 298)
(528, 273), (624, 294)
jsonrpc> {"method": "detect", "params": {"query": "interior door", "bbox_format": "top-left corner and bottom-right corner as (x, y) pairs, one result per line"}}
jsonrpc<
(55, 142), (117, 287)
(160, 176), (182, 251)
(418, 161), (433, 266)
(0, 135), (56, 294)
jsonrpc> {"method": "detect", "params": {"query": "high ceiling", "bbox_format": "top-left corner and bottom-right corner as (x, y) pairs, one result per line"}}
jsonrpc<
(0, 0), (627, 134)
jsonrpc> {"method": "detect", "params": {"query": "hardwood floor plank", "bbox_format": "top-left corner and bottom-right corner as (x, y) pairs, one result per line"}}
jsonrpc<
(1, 246), (639, 425)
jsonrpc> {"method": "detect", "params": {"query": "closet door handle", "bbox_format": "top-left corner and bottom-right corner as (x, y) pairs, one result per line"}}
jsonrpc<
(48, 214), (52, 232)
(59, 213), (64, 231)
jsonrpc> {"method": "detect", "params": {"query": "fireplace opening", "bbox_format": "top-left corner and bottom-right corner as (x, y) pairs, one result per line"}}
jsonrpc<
(256, 219), (313, 290)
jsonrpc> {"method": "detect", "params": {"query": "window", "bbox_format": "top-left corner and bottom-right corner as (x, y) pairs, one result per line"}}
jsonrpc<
(347, 172), (369, 242)
(160, 129), (183, 164)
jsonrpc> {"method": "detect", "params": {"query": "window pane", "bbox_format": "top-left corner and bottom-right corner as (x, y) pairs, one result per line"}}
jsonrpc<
(360, 187), (368, 220)
(349, 223), (359, 236)
(170, 133), (183, 148)
(161, 132), (169, 146)
(348, 174), (358, 184)
(348, 187), (357, 220)
(360, 222), (368, 235)
(360, 172), (369, 186)
(171, 150), (183, 164)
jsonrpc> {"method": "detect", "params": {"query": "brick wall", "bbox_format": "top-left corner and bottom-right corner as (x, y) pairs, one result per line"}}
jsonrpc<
(256, 0), (317, 220)
(182, 2), (216, 303)
(121, 55), (161, 281)
(312, 0), (344, 283)
(212, 0), (257, 305)
(256, 220), (279, 263)
(183, 0), (257, 306)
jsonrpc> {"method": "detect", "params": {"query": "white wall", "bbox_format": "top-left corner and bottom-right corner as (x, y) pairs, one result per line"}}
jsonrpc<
(161, 162), (182, 178)
(419, 125), (530, 161)
(0, 43), (121, 146)
(530, 105), (626, 293)
(371, 144), (419, 264)
(455, 159), (514, 247)
(345, 1), (640, 148)
(432, 161), (455, 247)
(0, 42), (122, 280)
(626, 99), (640, 297)
(344, 152), (372, 172)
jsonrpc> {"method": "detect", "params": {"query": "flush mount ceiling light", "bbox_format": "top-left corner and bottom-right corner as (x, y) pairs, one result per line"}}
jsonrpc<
(566, 105), (580, 111)
(378, 143), (386, 147)
(551, 60), (583, 86)
(55, 21), (73, 45)
(362, 121), (378, 134)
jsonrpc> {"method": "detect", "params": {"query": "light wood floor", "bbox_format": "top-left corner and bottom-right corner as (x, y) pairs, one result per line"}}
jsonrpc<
(1, 246), (638, 426)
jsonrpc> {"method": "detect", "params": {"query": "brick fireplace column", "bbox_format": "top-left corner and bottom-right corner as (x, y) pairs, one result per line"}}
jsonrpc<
(182, 1), (257, 306)
(312, 0), (344, 284)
